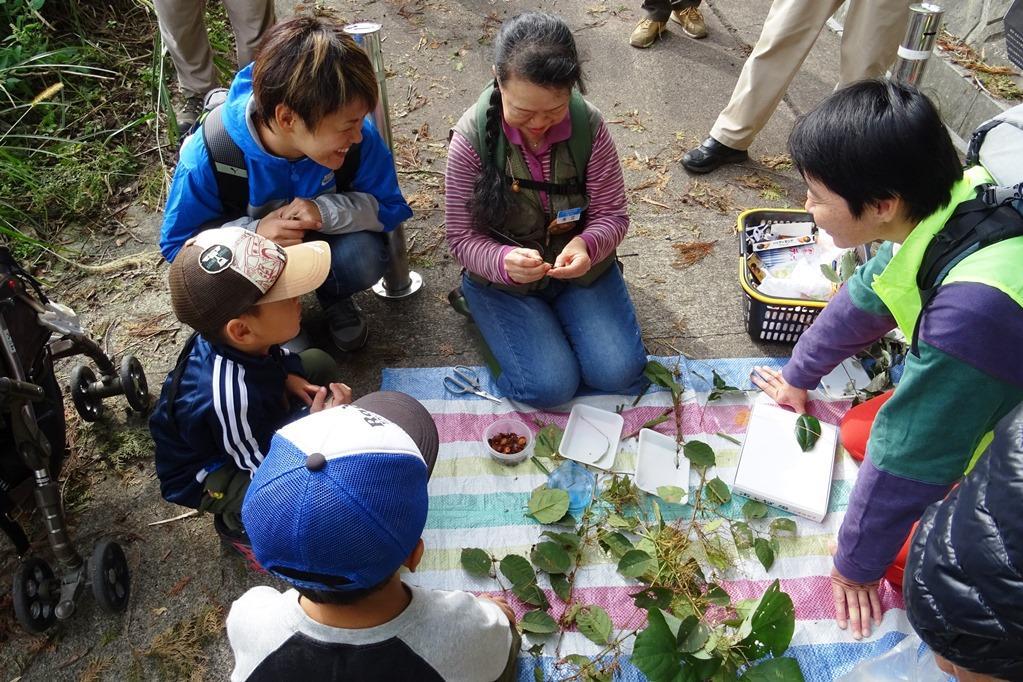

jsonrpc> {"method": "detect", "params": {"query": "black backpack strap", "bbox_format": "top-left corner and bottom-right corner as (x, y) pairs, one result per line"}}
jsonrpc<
(503, 176), (586, 196)
(165, 331), (200, 425)
(911, 192), (1023, 354)
(202, 105), (249, 218)
(333, 141), (361, 191)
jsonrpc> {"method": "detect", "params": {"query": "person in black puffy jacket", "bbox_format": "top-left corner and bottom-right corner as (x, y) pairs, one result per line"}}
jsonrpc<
(904, 410), (1023, 681)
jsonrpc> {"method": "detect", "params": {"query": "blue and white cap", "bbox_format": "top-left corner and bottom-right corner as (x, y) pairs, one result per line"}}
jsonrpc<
(242, 391), (439, 591)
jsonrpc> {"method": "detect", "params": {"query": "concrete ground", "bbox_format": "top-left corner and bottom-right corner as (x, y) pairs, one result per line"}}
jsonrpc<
(0, 0), (884, 678)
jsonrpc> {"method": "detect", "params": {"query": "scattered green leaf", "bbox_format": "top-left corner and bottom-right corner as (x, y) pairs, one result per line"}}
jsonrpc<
(684, 440), (716, 469)
(644, 360), (682, 400)
(656, 485), (686, 503)
(770, 518), (797, 536)
(705, 477), (731, 506)
(535, 424), (564, 459)
(705, 584), (730, 606)
(731, 521), (754, 551)
(641, 413), (672, 430)
(742, 500), (769, 520)
(528, 487), (570, 524)
(741, 580), (795, 659)
(739, 657), (805, 681)
(754, 537), (775, 571)
(550, 573), (572, 602)
(531, 542), (572, 575)
(618, 549), (657, 579)
(597, 530), (634, 559)
(512, 581), (549, 608)
(499, 554), (535, 587)
(631, 586), (673, 610)
(679, 621), (711, 653)
(576, 605), (613, 645)
(460, 548), (492, 577)
(794, 414), (822, 452)
(520, 610), (559, 634)
(542, 531), (582, 552)
(607, 512), (640, 530)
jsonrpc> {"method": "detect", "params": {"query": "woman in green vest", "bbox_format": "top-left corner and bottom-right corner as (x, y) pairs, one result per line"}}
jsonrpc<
(752, 80), (1023, 640)
(445, 12), (647, 408)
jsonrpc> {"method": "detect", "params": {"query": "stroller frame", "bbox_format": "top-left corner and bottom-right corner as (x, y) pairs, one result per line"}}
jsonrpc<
(1, 249), (147, 632)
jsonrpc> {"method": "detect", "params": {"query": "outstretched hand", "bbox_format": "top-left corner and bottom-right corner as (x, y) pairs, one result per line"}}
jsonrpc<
(751, 365), (808, 414)
(830, 542), (883, 640)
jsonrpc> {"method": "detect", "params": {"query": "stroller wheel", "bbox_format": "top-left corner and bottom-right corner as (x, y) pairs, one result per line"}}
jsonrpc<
(119, 355), (150, 413)
(70, 364), (103, 422)
(90, 539), (130, 613)
(13, 557), (59, 633)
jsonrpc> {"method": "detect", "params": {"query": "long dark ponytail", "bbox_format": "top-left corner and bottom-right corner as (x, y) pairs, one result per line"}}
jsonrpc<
(470, 12), (586, 231)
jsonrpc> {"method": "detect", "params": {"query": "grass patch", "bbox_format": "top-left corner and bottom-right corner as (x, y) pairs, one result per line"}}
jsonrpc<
(143, 602), (224, 681)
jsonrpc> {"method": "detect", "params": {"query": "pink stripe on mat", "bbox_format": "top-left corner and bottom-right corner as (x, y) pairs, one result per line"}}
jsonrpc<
(475, 577), (903, 628)
(433, 400), (849, 444)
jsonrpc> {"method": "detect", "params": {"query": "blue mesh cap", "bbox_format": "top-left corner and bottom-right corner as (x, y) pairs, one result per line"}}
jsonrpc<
(241, 397), (433, 591)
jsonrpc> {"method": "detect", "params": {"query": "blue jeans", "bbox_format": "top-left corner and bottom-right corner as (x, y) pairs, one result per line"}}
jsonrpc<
(315, 231), (389, 306)
(461, 265), (647, 408)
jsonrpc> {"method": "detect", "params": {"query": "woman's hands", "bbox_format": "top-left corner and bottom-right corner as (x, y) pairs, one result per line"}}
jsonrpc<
(503, 248), (550, 283)
(751, 365), (808, 414)
(548, 236), (591, 279)
(830, 543), (883, 640)
(502, 237), (592, 283)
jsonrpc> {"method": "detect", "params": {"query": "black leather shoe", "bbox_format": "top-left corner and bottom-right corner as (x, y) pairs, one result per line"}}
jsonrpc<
(682, 137), (749, 174)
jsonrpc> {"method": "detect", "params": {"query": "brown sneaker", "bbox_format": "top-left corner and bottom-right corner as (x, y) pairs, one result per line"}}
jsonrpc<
(630, 19), (668, 48)
(672, 6), (708, 39)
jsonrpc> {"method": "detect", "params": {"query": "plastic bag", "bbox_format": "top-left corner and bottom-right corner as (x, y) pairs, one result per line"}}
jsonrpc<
(837, 633), (952, 681)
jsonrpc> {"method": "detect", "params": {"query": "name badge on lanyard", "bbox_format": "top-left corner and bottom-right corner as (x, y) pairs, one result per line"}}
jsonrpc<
(555, 207), (583, 224)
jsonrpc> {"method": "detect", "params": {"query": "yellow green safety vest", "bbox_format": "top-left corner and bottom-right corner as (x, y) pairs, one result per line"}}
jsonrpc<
(872, 165), (1023, 469)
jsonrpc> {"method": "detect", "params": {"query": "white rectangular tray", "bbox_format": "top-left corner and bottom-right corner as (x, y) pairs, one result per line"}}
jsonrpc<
(635, 428), (690, 502)
(560, 404), (623, 471)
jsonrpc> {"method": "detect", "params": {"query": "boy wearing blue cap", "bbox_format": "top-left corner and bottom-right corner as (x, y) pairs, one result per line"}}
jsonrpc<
(228, 391), (520, 681)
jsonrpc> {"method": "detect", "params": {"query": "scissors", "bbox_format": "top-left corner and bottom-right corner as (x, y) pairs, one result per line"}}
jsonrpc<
(443, 366), (502, 404)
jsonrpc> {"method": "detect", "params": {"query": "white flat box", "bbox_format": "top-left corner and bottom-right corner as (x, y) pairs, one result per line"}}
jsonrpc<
(731, 394), (838, 523)
(636, 428), (690, 502)
(560, 404), (623, 471)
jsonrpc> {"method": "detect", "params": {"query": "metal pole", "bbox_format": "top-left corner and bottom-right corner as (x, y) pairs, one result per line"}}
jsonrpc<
(892, 3), (944, 85)
(344, 22), (423, 299)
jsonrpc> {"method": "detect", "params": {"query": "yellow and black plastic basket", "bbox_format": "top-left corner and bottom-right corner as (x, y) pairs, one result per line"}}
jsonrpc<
(737, 208), (827, 344)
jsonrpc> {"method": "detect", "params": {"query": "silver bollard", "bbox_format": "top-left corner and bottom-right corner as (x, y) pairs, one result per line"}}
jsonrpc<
(892, 3), (944, 85)
(345, 22), (423, 299)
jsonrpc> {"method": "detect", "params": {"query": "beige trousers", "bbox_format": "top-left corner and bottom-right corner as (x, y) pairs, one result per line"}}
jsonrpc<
(155, 0), (275, 97)
(710, 0), (913, 150)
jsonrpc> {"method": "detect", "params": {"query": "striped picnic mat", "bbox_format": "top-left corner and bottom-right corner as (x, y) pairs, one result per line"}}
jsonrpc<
(382, 357), (913, 681)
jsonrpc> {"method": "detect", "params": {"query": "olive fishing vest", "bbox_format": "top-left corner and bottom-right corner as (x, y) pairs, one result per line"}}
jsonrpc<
(452, 84), (615, 293)
(872, 165), (1023, 470)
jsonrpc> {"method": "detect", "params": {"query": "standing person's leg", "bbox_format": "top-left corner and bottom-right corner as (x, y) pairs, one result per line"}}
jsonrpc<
(683, 0), (843, 173)
(221, 0), (276, 68)
(838, 0), (913, 86)
(670, 0), (707, 40)
(632, 0), (674, 48)
(461, 275), (581, 408)
(552, 266), (648, 394)
(315, 231), (389, 352)
(154, 0), (217, 98)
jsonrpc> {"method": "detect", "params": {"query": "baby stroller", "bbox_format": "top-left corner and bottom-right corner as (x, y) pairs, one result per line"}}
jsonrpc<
(1, 246), (149, 633)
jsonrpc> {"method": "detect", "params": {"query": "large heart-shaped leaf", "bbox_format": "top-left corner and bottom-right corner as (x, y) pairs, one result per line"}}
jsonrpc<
(794, 414), (822, 452)
(528, 487), (570, 524)
(633, 609), (685, 682)
(740, 580), (796, 659)
(460, 548), (492, 577)
(520, 610), (559, 634)
(576, 605), (613, 645)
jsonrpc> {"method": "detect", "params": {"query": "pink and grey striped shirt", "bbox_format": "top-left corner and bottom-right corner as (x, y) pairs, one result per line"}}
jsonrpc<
(445, 112), (629, 286)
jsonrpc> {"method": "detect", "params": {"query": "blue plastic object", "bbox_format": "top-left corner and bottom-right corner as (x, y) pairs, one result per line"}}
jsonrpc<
(548, 460), (597, 517)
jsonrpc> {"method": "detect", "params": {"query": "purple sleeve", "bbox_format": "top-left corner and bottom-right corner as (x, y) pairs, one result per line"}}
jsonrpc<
(921, 282), (1023, 389)
(444, 132), (517, 286)
(782, 286), (896, 390)
(834, 457), (950, 583)
(576, 121), (628, 263)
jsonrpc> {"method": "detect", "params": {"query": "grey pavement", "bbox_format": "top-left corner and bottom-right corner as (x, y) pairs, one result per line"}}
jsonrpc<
(0, 0), (978, 679)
